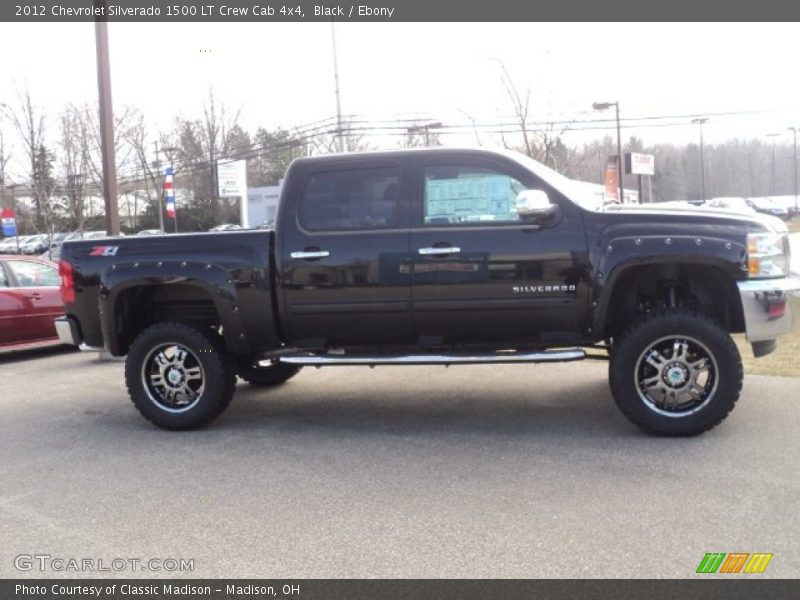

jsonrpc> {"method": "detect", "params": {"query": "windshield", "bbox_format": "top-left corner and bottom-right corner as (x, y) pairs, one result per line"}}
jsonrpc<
(505, 150), (605, 211)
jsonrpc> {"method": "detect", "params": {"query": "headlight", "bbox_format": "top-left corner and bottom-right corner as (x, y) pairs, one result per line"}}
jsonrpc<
(747, 232), (789, 278)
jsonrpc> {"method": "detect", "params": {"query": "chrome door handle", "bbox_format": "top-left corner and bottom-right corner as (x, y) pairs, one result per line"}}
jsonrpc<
(290, 250), (330, 259)
(418, 246), (461, 255)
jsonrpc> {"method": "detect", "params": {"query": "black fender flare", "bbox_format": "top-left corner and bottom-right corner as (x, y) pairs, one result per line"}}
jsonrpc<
(590, 234), (747, 337)
(98, 259), (250, 355)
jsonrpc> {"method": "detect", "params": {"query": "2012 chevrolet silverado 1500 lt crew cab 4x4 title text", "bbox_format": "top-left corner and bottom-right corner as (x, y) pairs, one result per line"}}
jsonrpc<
(54, 148), (800, 435)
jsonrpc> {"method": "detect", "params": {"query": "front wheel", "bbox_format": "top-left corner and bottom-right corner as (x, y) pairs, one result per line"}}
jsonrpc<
(125, 322), (236, 430)
(609, 308), (743, 436)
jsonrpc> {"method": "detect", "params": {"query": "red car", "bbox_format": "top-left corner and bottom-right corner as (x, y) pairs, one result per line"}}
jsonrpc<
(0, 255), (65, 351)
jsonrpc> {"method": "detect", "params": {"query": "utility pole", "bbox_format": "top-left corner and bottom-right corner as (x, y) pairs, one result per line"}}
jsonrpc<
(153, 140), (165, 232)
(407, 121), (442, 147)
(330, 22), (344, 153)
(94, 4), (120, 236)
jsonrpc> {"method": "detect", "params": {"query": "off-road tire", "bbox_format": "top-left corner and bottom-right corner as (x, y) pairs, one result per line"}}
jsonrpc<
(609, 308), (743, 436)
(125, 322), (236, 430)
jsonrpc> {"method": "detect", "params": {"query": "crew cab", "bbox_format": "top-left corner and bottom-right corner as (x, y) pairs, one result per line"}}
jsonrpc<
(54, 148), (800, 435)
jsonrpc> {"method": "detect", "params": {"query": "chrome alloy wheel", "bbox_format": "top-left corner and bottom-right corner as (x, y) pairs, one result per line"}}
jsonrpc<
(634, 335), (718, 418)
(141, 343), (205, 413)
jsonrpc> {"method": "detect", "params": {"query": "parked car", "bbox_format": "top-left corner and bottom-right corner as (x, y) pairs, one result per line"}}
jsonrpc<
(1, 234), (34, 254)
(209, 224), (242, 231)
(657, 201), (699, 209)
(57, 148), (799, 435)
(0, 255), (65, 351)
(41, 245), (62, 262)
(21, 234), (50, 255)
(747, 197), (789, 220)
(136, 229), (163, 236)
(0, 237), (19, 254)
(705, 197), (758, 215)
(767, 195), (799, 218)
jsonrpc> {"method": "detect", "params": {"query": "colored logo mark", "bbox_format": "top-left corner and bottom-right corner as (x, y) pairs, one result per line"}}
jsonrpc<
(696, 552), (773, 574)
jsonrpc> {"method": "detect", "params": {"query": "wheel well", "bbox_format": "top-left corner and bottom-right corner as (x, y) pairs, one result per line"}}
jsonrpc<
(602, 264), (745, 339)
(113, 284), (221, 355)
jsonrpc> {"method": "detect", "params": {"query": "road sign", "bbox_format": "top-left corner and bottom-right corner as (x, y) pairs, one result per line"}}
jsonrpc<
(1, 208), (16, 236)
(626, 152), (655, 176)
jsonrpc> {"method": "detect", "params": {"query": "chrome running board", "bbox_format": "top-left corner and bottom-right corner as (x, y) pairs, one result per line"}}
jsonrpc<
(280, 349), (585, 366)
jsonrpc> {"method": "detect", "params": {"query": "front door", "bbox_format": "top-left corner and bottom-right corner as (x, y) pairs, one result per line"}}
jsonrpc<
(280, 161), (414, 348)
(409, 155), (590, 347)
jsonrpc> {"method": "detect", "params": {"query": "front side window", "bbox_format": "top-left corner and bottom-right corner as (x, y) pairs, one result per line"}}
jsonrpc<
(423, 165), (525, 226)
(6, 260), (59, 287)
(301, 167), (401, 231)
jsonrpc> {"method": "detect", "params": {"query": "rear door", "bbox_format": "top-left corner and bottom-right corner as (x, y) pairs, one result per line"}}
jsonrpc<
(0, 261), (28, 345)
(409, 153), (590, 346)
(279, 159), (414, 347)
(4, 259), (63, 341)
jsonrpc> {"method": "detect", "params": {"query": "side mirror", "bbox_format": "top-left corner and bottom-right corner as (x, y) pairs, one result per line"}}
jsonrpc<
(515, 190), (557, 219)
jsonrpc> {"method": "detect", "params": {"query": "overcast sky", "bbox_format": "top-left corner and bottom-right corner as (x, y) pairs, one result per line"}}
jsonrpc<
(2, 21), (800, 171)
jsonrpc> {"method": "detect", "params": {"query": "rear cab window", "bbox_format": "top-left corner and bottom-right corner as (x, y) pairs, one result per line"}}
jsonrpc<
(300, 167), (401, 231)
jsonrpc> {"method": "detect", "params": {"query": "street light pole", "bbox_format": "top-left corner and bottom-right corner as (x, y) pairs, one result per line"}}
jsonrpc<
(592, 101), (623, 203)
(691, 118), (708, 202)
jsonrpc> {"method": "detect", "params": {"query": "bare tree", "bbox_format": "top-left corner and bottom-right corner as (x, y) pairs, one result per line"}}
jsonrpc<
(124, 112), (164, 229)
(0, 123), (11, 210)
(58, 106), (90, 229)
(498, 62), (537, 158)
(196, 89), (241, 198)
(77, 102), (137, 198)
(7, 88), (47, 223)
(493, 61), (574, 168)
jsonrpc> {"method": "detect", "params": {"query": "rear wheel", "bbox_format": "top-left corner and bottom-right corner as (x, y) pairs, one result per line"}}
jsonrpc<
(125, 322), (235, 430)
(609, 308), (743, 436)
(236, 358), (302, 387)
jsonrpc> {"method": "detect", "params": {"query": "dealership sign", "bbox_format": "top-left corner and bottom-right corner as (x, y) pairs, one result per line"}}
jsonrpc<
(1, 208), (16, 236)
(626, 152), (655, 176)
(217, 160), (247, 198)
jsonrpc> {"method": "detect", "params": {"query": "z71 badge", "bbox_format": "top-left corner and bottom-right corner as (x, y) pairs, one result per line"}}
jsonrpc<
(513, 284), (576, 294)
(89, 246), (120, 257)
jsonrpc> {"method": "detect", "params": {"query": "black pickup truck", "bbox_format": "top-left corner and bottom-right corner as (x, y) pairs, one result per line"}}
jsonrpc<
(55, 148), (800, 435)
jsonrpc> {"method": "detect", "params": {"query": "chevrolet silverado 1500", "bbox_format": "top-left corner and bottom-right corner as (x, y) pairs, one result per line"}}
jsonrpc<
(55, 148), (800, 434)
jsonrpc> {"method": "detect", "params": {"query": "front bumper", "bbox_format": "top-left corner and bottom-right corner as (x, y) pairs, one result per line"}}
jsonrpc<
(54, 316), (81, 346)
(737, 276), (800, 343)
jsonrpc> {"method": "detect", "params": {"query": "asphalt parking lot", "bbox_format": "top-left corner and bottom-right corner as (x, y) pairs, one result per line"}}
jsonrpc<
(1, 347), (798, 578)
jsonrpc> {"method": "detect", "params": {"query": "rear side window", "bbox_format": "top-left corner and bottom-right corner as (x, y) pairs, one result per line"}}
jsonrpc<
(0, 264), (8, 287)
(300, 167), (401, 231)
(6, 260), (59, 287)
